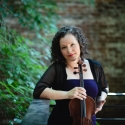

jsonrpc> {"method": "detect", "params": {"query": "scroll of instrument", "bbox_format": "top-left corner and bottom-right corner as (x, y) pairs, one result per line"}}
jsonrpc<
(69, 59), (96, 125)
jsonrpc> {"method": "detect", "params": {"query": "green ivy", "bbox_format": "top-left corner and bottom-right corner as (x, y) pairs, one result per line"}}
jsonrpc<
(0, 0), (58, 33)
(0, 22), (47, 124)
(0, 0), (59, 64)
(96, 121), (101, 125)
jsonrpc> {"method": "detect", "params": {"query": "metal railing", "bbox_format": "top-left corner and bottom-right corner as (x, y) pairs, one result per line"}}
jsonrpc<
(96, 92), (125, 121)
(108, 92), (125, 96)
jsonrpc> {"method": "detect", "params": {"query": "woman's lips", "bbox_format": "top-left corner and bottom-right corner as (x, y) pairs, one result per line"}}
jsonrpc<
(68, 54), (74, 57)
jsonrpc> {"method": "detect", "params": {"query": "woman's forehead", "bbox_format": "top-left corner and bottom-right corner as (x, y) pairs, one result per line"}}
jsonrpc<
(60, 34), (78, 46)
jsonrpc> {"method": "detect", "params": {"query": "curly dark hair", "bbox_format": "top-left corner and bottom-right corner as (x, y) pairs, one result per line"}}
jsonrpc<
(51, 25), (89, 64)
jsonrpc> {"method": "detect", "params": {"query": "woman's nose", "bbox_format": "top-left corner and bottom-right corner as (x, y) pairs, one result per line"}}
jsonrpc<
(67, 47), (72, 53)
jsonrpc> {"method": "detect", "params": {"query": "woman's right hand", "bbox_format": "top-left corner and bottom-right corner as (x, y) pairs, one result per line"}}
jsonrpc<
(95, 100), (106, 114)
(67, 87), (87, 100)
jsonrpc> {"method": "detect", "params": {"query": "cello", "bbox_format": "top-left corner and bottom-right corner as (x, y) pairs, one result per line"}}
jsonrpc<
(69, 59), (96, 125)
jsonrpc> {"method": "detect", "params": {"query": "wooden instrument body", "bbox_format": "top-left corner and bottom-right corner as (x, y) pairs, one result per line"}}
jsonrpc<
(69, 96), (96, 125)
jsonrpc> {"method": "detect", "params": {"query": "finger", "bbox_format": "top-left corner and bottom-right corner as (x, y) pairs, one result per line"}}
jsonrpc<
(79, 91), (87, 97)
(74, 87), (87, 99)
(78, 88), (87, 96)
(95, 108), (101, 114)
(102, 100), (106, 104)
(76, 95), (83, 100)
(77, 87), (86, 92)
(76, 93), (87, 100)
(95, 110), (97, 114)
(97, 107), (102, 111)
(95, 109), (98, 114)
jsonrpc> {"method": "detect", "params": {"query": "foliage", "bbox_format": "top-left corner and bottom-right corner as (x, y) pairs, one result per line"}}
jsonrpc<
(0, 0), (59, 63)
(0, 22), (47, 124)
(96, 121), (101, 125)
(0, 1), (59, 124)
(0, 0), (58, 33)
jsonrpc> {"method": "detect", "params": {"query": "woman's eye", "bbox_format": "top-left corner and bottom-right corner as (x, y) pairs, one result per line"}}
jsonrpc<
(71, 43), (75, 46)
(61, 47), (66, 49)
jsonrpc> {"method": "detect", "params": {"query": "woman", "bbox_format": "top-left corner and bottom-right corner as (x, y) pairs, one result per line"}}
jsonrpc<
(33, 26), (109, 125)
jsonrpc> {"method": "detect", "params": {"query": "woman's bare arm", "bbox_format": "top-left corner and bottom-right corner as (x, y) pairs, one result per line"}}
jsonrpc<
(40, 87), (87, 100)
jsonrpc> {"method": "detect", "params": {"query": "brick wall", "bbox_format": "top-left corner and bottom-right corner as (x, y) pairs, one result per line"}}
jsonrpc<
(56, 0), (125, 93)
(55, 2), (125, 123)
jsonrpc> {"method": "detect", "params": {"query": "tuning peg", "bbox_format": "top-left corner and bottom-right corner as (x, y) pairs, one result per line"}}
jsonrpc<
(82, 64), (86, 67)
(83, 69), (87, 72)
(73, 71), (79, 74)
(74, 67), (78, 69)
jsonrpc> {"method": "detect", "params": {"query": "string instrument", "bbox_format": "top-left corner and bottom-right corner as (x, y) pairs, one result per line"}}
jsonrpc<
(69, 59), (96, 125)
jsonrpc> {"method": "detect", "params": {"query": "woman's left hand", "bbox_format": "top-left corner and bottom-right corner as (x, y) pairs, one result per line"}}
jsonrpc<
(95, 100), (106, 114)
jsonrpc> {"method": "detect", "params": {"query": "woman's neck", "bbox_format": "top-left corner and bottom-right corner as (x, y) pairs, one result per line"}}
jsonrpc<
(66, 58), (85, 69)
(66, 60), (78, 69)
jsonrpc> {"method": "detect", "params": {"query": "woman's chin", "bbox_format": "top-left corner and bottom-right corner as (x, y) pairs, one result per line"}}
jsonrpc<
(68, 58), (79, 62)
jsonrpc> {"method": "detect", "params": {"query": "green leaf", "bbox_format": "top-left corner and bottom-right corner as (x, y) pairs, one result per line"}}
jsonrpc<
(7, 78), (14, 85)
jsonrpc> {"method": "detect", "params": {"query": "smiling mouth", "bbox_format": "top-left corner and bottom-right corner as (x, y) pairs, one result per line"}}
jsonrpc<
(68, 54), (74, 57)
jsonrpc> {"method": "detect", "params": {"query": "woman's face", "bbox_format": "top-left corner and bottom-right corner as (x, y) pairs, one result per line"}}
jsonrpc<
(60, 34), (81, 63)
